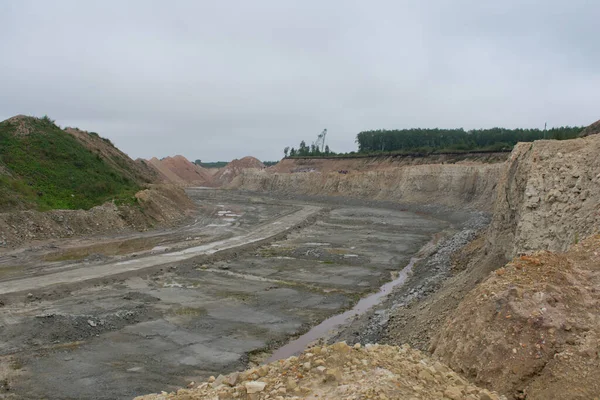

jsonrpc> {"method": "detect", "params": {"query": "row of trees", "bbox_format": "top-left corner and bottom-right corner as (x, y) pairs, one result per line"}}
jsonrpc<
(355, 127), (584, 153)
(284, 141), (332, 157)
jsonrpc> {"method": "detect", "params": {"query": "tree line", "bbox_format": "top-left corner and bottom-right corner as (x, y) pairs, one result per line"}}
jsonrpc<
(355, 126), (584, 153)
(284, 141), (332, 157)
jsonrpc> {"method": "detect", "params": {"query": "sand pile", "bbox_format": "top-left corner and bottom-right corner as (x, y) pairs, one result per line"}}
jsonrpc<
(212, 156), (265, 186)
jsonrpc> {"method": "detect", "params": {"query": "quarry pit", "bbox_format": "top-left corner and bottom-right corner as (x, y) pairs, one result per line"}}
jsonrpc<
(0, 188), (469, 399)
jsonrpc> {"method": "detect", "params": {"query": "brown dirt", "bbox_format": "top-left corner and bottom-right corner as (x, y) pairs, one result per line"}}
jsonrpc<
(212, 156), (265, 186)
(580, 118), (600, 137)
(432, 234), (600, 399)
(146, 155), (214, 186)
(136, 342), (504, 400)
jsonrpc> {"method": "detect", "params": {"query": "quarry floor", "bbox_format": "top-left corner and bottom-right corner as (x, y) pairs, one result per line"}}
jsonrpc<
(0, 189), (465, 399)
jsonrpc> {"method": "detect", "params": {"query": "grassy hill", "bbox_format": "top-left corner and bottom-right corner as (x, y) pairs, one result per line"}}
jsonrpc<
(0, 115), (154, 212)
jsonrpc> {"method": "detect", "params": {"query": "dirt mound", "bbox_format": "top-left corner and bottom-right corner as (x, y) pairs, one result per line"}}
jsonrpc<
(136, 342), (504, 400)
(212, 156), (265, 186)
(148, 157), (187, 184)
(147, 156), (214, 186)
(580, 118), (600, 137)
(432, 235), (600, 399)
(64, 127), (158, 184)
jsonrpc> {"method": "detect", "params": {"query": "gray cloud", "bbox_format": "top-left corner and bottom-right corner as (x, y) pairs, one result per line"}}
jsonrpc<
(1, 0), (599, 161)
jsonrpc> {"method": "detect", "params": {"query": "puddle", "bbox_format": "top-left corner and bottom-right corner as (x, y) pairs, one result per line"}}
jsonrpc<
(267, 257), (418, 362)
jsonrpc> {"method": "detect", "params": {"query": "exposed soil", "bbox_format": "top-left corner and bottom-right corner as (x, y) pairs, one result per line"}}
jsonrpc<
(148, 156), (214, 187)
(433, 235), (600, 400)
(137, 342), (504, 400)
(212, 157), (265, 186)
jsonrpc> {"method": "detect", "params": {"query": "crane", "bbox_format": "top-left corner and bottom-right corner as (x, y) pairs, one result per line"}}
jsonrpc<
(314, 129), (327, 152)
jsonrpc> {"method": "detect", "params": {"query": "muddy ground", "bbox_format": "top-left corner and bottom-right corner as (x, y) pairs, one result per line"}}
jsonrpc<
(0, 189), (466, 399)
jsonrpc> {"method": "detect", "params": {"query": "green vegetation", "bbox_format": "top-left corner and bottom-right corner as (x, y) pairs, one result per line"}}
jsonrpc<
(285, 126), (584, 159)
(194, 160), (228, 168)
(355, 127), (583, 153)
(0, 116), (140, 211)
(285, 141), (334, 157)
(262, 161), (279, 167)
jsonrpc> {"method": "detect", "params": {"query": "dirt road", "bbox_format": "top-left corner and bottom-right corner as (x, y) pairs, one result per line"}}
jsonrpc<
(0, 204), (320, 298)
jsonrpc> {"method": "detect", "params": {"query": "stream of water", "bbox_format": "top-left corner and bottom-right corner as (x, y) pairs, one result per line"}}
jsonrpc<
(267, 256), (418, 361)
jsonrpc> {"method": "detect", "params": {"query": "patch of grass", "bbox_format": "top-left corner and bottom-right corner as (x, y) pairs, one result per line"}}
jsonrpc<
(0, 116), (140, 211)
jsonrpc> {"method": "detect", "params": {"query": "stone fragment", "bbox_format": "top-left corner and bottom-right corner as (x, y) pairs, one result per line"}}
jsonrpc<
(244, 381), (266, 394)
(444, 386), (464, 400)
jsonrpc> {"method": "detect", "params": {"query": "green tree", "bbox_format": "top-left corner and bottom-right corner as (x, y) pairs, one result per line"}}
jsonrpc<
(283, 146), (289, 158)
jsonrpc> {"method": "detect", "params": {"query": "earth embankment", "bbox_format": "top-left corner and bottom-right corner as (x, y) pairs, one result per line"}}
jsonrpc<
(231, 162), (504, 211)
(0, 185), (196, 248)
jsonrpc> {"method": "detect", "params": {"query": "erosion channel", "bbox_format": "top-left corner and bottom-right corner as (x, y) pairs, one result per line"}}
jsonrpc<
(0, 188), (474, 399)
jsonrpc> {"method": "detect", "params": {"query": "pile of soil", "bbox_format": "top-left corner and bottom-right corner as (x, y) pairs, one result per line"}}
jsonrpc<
(136, 342), (504, 400)
(212, 156), (265, 186)
(432, 234), (600, 399)
(148, 156), (214, 186)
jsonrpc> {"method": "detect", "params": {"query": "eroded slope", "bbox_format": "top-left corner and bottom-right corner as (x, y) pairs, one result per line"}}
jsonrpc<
(433, 235), (600, 399)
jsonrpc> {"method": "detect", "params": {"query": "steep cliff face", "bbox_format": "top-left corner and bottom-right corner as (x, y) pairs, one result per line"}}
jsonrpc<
(486, 134), (600, 260)
(231, 163), (504, 211)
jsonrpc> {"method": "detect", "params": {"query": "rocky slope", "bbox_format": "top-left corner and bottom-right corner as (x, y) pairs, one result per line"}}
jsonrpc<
(432, 234), (600, 399)
(136, 342), (504, 400)
(231, 163), (504, 211)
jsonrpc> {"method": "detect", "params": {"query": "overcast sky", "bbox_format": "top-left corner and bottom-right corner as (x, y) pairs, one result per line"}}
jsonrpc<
(1, 1), (599, 161)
